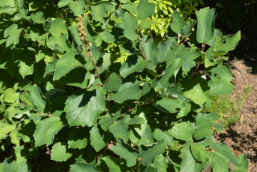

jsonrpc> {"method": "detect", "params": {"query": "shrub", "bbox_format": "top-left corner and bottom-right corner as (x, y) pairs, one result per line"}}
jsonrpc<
(0, 0), (248, 171)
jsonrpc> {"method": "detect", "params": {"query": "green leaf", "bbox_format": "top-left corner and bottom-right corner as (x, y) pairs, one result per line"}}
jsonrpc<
(27, 85), (47, 112)
(171, 11), (186, 33)
(29, 1), (44, 11)
(210, 142), (239, 166)
(47, 34), (71, 52)
(152, 154), (168, 172)
(158, 58), (183, 87)
(108, 81), (141, 103)
(58, 68), (90, 89)
(102, 156), (122, 172)
(137, 0), (155, 20)
(51, 142), (73, 162)
(31, 12), (46, 24)
(213, 31), (241, 54)
(4, 24), (22, 47)
(97, 53), (111, 74)
(68, 25), (83, 46)
(142, 38), (160, 68)
(69, 0), (85, 16)
(196, 112), (219, 126)
(19, 120), (35, 143)
(13, 146), (26, 164)
(182, 19), (195, 39)
(19, 60), (34, 79)
(65, 87), (105, 127)
(208, 63), (233, 82)
(124, 12), (138, 41)
(181, 143), (196, 172)
(182, 76), (211, 105)
(111, 138), (138, 167)
(143, 166), (157, 172)
(104, 73), (122, 92)
(194, 124), (213, 140)
(34, 117), (64, 147)
(0, 0), (15, 7)
(58, 0), (73, 8)
(169, 122), (194, 141)
(68, 127), (89, 149)
(195, 7), (215, 43)
(70, 164), (100, 172)
(3, 88), (19, 103)
(53, 51), (84, 80)
(0, 123), (16, 139)
(180, 48), (201, 72)
(234, 154), (248, 171)
(109, 121), (129, 142)
(153, 129), (174, 147)
(208, 151), (229, 172)
(120, 54), (147, 78)
(90, 125), (105, 152)
(99, 114), (120, 131)
(206, 29), (222, 46)
(155, 98), (184, 113)
(91, 4), (106, 23)
(139, 20), (154, 30)
(127, 116), (145, 125)
(10, 129), (20, 146)
(209, 79), (233, 95)
(139, 141), (166, 165)
(191, 143), (208, 161)
(122, 3), (137, 15)
(49, 18), (68, 36)
(0, 7), (17, 15)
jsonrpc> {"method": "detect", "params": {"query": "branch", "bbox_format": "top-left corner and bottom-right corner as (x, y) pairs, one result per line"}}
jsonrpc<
(137, 158), (141, 172)
(51, 0), (64, 19)
(138, 31), (147, 60)
(39, 112), (54, 117)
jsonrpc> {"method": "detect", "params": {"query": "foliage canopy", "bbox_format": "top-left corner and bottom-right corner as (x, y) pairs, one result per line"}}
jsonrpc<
(0, 0), (248, 171)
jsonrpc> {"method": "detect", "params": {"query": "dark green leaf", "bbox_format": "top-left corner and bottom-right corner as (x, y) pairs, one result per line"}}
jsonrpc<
(139, 141), (166, 165)
(196, 7), (215, 43)
(104, 73), (122, 92)
(65, 87), (105, 127)
(124, 12), (138, 41)
(169, 122), (194, 141)
(34, 117), (65, 147)
(120, 54), (147, 78)
(108, 81), (141, 103)
(137, 0), (155, 20)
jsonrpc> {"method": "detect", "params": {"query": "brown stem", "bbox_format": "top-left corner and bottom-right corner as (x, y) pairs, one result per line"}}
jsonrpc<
(51, 0), (64, 19)
(138, 32), (147, 60)
(40, 112), (54, 117)
(137, 159), (141, 172)
(201, 43), (205, 51)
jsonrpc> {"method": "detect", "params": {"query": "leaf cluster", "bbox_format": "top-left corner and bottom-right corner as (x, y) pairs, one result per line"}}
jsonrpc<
(0, 0), (248, 171)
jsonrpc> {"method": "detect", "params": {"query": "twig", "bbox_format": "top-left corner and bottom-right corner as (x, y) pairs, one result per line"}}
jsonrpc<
(138, 31), (147, 60)
(51, 0), (64, 19)
(137, 158), (141, 172)
(201, 43), (205, 51)
(39, 112), (54, 117)
(45, 145), (51, 154)
(2, 117), (5, 124)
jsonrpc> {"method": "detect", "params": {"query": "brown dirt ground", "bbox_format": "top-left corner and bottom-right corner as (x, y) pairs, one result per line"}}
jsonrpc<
(204, 51), (257, 172)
